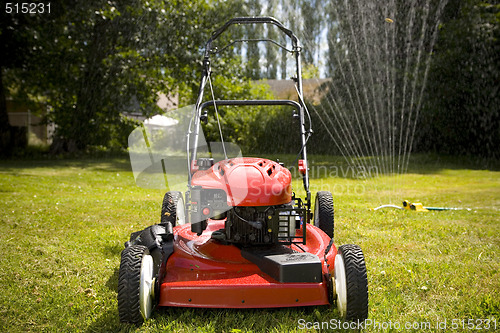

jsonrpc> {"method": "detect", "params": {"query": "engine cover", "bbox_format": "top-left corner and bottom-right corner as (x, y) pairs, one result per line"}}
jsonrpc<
(191, 158), (292, 206)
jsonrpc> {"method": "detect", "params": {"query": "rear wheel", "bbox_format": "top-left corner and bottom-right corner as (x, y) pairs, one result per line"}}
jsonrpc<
(314, 191), (334, 238)
(161, 191), (185, 225)
(334, 244), (368, 321)
(118, 245), (155, 324)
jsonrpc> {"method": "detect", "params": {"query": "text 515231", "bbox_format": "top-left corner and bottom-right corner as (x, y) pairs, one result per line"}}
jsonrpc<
(5, 3), (51, 14)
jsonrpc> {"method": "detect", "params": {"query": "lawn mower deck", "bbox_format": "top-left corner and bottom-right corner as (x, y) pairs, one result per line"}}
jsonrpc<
(158, 220), (336, 308)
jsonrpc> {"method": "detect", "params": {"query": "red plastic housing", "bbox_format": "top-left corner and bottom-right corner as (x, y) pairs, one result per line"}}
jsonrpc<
(191, 158), (292, 206)
(298, 159), (307, 175)
(158, 220), (336, 308)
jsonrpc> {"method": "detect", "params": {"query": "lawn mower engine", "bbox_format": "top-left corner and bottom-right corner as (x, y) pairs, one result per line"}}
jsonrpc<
(187, 157), (322, 285)
(190, 157), (304, 246)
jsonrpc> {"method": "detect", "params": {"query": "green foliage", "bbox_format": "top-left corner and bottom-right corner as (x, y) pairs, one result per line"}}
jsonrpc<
(2, 0), (247, 153)
(2, 0), (497, 159)
(300, 0), (325, 65)
(316, 0), (499, 160)
(199, 67), (305, 155)
(108, 116), (141, 150)
(301, 63), (320, 79)
(244, 0), (263, 80)
(418, 0), (500, 158)
(201, 76), (278, 154)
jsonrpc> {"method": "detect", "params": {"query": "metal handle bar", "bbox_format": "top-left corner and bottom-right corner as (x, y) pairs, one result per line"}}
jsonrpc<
(200, 99), (301, 112)
(212, 39), (293, 54)
(204, 16), (299, 57)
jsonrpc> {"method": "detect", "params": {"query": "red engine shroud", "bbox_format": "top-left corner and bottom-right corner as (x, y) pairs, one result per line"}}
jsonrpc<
(158, 220), (336, 308)
(191, 158), (292, 206)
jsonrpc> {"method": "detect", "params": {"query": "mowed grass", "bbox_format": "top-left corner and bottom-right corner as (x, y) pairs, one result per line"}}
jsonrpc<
(0, 155), (498, 332)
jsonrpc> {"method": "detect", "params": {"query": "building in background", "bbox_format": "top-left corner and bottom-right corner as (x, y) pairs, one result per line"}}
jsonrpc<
(6, 99), (53, 145)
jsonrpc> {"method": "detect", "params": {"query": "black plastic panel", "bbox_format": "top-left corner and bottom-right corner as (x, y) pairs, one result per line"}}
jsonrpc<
(241, 246), (322, 283)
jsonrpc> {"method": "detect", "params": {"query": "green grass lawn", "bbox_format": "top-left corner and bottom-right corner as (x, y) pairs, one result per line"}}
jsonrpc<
(0, 155), (498, 332)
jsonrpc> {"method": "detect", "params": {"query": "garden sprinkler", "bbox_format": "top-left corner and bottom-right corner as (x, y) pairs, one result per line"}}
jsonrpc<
(374, 200), (469, 211)
(402, 200), (470, 211)
(402, 200), (428, 211)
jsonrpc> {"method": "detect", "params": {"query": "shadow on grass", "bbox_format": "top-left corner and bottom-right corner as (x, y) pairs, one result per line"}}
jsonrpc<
(150, 305), (334, 331)
(85, 300), (334, 332)
(85, 309), (128, 333)
(106, 267), (119, 293)
(85, 306), (327, 333)
(85, 268), (131, 333)
(403, 153), (500, 173)
(0, 156), (133, 173)
(1, 153), (497, 181)
(259, 153), (499, 181)
(103, 242), (124, 258)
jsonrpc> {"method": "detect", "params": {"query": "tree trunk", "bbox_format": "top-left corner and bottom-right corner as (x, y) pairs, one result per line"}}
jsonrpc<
(0, 66), (13, 157)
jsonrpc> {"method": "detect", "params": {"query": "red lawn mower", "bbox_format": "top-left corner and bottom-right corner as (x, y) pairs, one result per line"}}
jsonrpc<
(118, 17), (368, 324)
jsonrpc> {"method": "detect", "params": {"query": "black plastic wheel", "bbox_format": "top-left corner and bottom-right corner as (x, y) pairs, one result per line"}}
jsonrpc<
(117, 245), (149, 324)
(161, 191), (184, 225)
(336, 244), (369, 321)
(314, 191), (334, 238)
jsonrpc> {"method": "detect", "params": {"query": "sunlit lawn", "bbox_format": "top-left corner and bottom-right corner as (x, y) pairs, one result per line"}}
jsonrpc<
(0, 154), (498, 332)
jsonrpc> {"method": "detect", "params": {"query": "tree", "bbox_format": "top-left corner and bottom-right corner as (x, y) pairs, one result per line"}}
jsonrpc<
(0, 3), (51, 155)
(419, 0), (500, 158)
(265, 1), (279, 79)
(244, 0), (263, 79)
(2, 0), (247, 153)
(300, 0), (324, 65)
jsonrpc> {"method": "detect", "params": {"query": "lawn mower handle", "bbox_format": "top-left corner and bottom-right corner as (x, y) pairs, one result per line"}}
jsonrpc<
(200, 99), (301, 112)
(191, 16), (310, 202)
(204, 16), (300, 57)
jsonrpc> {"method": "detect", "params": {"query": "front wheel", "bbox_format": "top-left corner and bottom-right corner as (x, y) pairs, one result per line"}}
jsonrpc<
(314, 191), (334, 239)
(117, 245), (155, 324)
(333, 244), (368, 321)
(161, 191), (185, 225)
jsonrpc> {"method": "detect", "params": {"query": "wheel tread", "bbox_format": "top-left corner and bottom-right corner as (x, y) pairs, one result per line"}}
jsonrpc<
(315, 191), (334, 238)
(161, 191), (182, 224)
(338, 244), (369, 321)
(117, 245), (148, 324)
